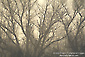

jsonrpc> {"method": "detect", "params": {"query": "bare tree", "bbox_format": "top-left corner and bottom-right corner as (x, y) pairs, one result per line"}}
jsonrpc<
(0, 0), (84, 57)
(0, 0), (67, 57)
(60, 0), (85, 53)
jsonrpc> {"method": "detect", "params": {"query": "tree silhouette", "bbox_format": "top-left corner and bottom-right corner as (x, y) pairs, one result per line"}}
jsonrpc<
(0, 0), (67, 57)
(0, 0), (85, 57)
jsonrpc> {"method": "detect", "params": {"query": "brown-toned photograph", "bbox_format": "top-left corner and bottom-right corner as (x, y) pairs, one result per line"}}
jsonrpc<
(0, 0), (85, 57)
